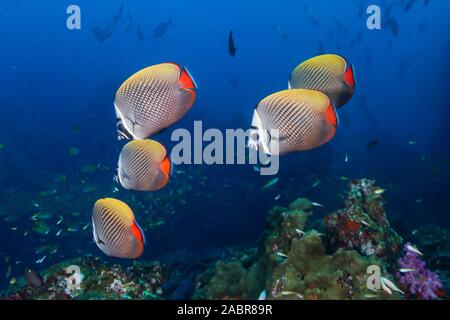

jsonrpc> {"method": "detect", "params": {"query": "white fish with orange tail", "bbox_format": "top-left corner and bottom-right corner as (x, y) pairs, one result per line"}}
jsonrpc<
(288, 54), (356, 108)
(248, 89), (338, 156)
(114, 62), (197, 140)
(92, 198), (145, 259)
(117, 139), (171, 192)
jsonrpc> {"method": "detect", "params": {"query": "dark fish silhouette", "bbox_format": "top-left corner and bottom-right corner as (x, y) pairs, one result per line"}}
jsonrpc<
(137, 27), (145, 41)
(125, 13), (133, 32)
(24, 268), (43, 288)
(91, 4), (125, 43)
(367, 140), (380, 150)
(91, 24), (115, 43)
(228, 30), (236, 57)
(404, 0), (417, 11)
(385, 17), (399, 36)
(153, 18), (172, 39)
(229, 79), (239, 89)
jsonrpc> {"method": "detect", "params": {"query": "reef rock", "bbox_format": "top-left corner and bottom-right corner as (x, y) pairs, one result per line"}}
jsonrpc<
(324, 179), (403, 262)
(194, 196), (400, 300)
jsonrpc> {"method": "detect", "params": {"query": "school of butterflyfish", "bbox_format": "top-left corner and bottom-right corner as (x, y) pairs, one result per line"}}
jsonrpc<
(93, 55), (355, 259)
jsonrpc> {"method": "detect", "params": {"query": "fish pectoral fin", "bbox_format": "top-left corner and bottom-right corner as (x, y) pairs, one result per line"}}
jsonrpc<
(116, 117), (133, 140)
(115, 104), (134, 140)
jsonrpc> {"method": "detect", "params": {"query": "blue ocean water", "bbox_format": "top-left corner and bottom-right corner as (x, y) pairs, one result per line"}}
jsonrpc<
(0, 0), (449, 293)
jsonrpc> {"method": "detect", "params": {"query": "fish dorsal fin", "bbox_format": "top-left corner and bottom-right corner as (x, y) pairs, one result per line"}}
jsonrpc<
(301, 54), (347, 76)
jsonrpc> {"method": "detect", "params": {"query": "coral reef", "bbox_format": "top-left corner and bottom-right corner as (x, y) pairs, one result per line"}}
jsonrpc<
(194, 194), (401, 300)
(395, 243), (444, 300)
(324, 179), (403, 262)
(1, 257), (165, 300)
(2, 179), (447, 301)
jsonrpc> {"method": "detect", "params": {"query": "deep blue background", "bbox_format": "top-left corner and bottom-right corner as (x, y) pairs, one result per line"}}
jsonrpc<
(0, 0), (449, 288)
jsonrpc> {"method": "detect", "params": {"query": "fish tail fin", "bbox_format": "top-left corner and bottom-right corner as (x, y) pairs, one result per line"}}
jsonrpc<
(160, 155), (172, 177)
(179, 67), (197, 90)
(325, 103), (338, 128)
(344, 64), (356, 88)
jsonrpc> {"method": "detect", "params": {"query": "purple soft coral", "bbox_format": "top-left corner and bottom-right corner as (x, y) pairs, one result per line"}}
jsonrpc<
(396, 242), (443, 300)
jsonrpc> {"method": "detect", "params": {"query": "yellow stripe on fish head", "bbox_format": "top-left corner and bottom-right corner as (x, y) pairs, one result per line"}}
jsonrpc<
(116, 62), (181, 96)
(299, 54), (347, 76)
(125, 139), (167, 162)
(282, 89), (331, 112)
(94, 198), (135, 227)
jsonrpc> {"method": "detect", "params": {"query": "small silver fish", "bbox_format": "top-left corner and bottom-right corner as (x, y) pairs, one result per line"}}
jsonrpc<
(280, 291), (304, 299)
(361, 220), (372, 227)
(406, 244), (423, 256)
(276, 252), (288, 258)
(399, 268), (415, 273)
(6, 265), (11, 278)
(262, 178), (279, 189)
(35, 255), (47, 264)
(312, 202), (323, 207)
(381, 277), (404, 295)
(380, 278), (392, 295)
